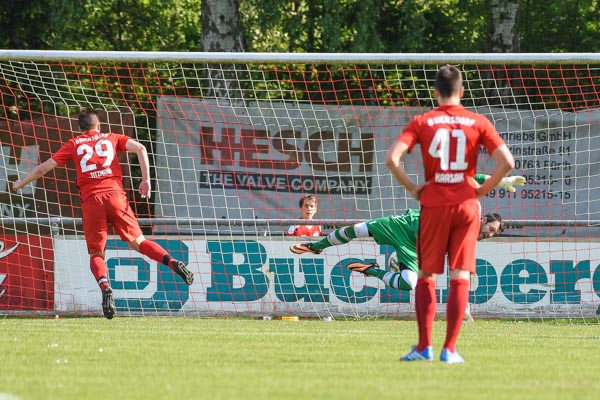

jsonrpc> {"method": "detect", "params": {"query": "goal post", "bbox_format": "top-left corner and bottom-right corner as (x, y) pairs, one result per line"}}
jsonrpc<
(0, 51), (598, 320)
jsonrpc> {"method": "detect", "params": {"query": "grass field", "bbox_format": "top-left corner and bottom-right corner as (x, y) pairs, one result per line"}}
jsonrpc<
(1, 317), (599, 400)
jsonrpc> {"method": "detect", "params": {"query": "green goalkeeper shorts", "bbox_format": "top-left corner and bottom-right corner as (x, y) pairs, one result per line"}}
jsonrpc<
(365, 209), (420, 274)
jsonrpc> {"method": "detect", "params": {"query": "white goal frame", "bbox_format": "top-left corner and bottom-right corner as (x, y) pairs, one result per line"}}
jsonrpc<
(0, 51), (598, 320)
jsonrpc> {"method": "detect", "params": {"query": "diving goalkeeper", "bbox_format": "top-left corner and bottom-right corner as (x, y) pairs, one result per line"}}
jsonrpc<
(290, 174), (524, 291)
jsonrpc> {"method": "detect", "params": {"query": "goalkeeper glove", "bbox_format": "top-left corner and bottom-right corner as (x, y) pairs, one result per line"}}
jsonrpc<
(498, 176), (526, 193)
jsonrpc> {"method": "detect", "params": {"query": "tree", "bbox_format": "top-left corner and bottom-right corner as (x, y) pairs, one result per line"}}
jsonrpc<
(489, 0), (519, 52)
(202, 0), (244, 52)
(201, 0), (245, 100)
(518, 0), (600, 52)
(0, 0), (203, 51)
(483, 0), (520, 106)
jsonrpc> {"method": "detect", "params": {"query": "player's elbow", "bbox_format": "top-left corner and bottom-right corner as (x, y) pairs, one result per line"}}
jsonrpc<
(385, 142), (408, 171)
(126, 139), (147, 155)
(384, 151), (398, 170)
(501, 155), (515, 175)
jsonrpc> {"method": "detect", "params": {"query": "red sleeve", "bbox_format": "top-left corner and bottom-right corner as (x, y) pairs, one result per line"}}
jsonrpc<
(51, 141), (74, 167)
(478, 116), (506, 154)
(115, 134), (131, 152)
(397, 116), (421, 149)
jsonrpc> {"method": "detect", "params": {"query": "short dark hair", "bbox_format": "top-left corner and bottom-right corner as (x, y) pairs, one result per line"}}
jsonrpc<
(483, 212), (505, 233)
(435, 65), (463, 98)
(78, 109), (100, 131)
(299, 194), (317, 208)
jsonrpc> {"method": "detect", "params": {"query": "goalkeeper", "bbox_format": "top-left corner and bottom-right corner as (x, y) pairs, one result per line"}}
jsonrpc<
(290, 174), (524, 291)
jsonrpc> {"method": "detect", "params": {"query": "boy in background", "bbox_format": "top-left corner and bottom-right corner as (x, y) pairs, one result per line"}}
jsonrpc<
(287, 194), (322, 237)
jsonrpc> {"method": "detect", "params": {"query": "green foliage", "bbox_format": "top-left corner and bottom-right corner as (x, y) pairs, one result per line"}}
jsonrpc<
(2, 0), (600, 125)
(519, 0), (600, 52)
(243, 0), (386, 52)
(243, 0), (488, 53)
(3, 1), (600, 54)
(0, 0), (202, 51)
(0, 0), (203, 124)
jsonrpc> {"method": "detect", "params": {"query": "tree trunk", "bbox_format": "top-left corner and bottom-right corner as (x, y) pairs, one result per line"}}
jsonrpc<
(485, 0), (520, 106)
(201, 0), (244, 100)
(489, 0), (519, 53)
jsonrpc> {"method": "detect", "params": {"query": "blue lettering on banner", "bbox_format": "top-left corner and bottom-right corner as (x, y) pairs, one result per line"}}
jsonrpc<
(106, 239), (190, 312)
(329, 258), (378, 303)
(271, 257), (329, 303)
(550, 260), (591, 303)
(102, 239), (600, 313)
(204, 240), (600, 308)
(205, 240), (270, 302)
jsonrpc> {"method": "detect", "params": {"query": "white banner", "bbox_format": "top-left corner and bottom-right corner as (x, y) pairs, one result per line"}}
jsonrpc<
(53, 238), (600, 318)
(155, 97), (599, 236)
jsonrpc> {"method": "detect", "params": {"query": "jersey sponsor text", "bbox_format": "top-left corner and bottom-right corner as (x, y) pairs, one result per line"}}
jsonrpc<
(89, 168), (113, 178)
(435, 172), (465, 184)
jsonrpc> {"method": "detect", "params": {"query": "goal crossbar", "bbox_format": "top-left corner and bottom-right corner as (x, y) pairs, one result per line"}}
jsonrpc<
(2, 50), (600, 64)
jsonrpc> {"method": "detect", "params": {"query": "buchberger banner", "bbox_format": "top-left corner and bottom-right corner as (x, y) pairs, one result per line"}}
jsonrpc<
(0, 235), (54, 311)
(52, 237), (600, 318)
(155, 97), (599, 236)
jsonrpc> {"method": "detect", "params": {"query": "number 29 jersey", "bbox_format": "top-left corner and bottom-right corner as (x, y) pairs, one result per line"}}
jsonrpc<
(52, 130), (131, 201)
(398, 104), (506, 206)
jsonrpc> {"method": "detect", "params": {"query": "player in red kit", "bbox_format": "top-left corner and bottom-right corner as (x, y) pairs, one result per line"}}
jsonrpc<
(13, 109), (194, 319)
(386, 65), (514, 363)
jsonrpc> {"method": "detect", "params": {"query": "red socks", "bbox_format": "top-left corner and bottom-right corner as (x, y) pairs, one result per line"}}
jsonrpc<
(415, 278), (436, 351)
(139, 240), (170, 265)
(90, 255), (109, 291)
(443, 278), (470, 352)
(89, 240), (174, 293)
(415, 277), (470, 353)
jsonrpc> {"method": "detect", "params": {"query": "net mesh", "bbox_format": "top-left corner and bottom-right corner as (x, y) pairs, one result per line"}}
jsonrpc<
(0, 54), (598, 320)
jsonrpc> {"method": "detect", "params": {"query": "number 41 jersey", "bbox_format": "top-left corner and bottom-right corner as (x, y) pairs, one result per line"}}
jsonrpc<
(52, 130), (131, 201)
(398, 104), (506, 206)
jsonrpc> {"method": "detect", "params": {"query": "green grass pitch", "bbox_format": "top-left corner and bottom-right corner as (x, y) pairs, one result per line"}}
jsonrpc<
(1, 317), (599, 400)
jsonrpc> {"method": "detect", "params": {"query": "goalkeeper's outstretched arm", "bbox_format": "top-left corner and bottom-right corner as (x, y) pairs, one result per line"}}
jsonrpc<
(474, 173), (526, 193)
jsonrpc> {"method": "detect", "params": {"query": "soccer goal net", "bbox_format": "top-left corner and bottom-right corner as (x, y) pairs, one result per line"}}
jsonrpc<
(0, 51), (598, 320)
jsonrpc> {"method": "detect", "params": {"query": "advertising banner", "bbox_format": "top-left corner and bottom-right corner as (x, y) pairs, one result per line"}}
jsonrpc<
(53, 237), (600, 318)
(155, 97), (599, 236)
(0, 235), (54, 311)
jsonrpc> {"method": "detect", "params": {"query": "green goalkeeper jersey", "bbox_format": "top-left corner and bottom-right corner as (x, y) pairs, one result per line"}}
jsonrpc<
(365, 209), (421, 273)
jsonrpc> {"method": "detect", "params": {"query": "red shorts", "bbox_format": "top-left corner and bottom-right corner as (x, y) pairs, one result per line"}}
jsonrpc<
(417, 199), (481, 274)
(81, 191), (142, 254)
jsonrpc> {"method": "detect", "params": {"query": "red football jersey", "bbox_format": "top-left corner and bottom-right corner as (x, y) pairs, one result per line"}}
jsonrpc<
(287, 225), (322, 237)
(398, 104), (506, 206)
(52, 130), (131, 201)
